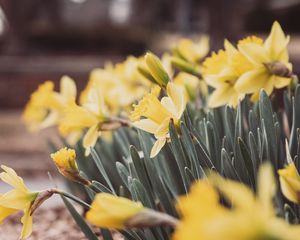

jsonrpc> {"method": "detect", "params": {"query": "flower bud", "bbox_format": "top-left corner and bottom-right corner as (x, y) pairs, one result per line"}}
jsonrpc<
(171, 56), (201, 77)
(145, 52), (170, 87)
(50, 148), (90, 185)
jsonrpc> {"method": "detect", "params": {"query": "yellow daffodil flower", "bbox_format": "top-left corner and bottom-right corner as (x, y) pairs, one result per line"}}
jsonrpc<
(173, 164), (300, 240)
(80, 57), (151, 115)
(0, 165), (39, 239)
(60, 88), (109, 156)
(23, 76), (77, 131)
(86, 193), (145, 229)
(278, 143), (300, 204)
(203, 40), (253, 107)
(131, 82), (186, 158)
(236, 21), (292, 100)
(174, 36), (209, 64)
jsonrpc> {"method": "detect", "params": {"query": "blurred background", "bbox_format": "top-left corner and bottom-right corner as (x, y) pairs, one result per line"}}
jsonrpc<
(1, 0), (300, 187)
(1, 0), (300, 238)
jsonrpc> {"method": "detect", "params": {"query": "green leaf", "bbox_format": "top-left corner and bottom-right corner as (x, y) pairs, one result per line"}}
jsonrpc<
(61, 196), (98, 240)
(91, 148), (116, 194)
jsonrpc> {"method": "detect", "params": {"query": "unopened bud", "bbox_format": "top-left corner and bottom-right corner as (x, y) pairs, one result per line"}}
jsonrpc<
(50, 148), (90, 185)
(145, 52), (170, 87)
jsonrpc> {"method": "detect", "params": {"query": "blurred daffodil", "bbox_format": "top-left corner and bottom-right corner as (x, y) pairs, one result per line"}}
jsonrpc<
(131, 83), (186, 158)
(278, 142), (300, 204)
(23, 76), (77, 131)
(174, 72), (206, 100)
(86, 193), (145, 229)
(80, 57), (151, 115)
(0, 165), (39, 239)
(236, 21), (292, 101)
(60, 88), (109, 156)
(174, 36), (209, 64)
(173, 164), (300, 240)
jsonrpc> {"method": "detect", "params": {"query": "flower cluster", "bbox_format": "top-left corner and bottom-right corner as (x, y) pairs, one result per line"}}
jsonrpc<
(203, 21), (292, 107)
(13, 21), (300, 240)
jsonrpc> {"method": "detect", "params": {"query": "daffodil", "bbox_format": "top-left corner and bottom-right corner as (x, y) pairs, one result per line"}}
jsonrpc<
(0, 165), (39, 239)
(60, 88), (109, 156)
(278, 143), (300, 204)
(23, 76), (77, 131)
(131, 82), (186, 158)
(236, 21), (292, 101)
(174, 36), (209, 64)
(80, 57), (151, 115)
(86, 193), (145, 229)
(173, 164), (300, 240)
(203, 40), (253, 107)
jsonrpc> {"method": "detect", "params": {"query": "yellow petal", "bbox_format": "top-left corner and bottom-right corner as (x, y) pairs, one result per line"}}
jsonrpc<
(0, 165), (28, 192)
(278, 163), (300, 203)
(166, 83), (186, 118)
(264, 21), (289, 60)
(20, 206), (33, 239)
(273, 76), (291, 89)
(0, 205), (17, 223)
(39, 111), (60, 129)
(133, 119), (159, 134)
(238, 43), (269, 65)
(235, 68), (269, 94)
(224, 39), (238, 57)
(84, 88), (108, 116)
(154, 118), (170, 138)
(208, 172), (256, 210)
(83, 125), (100, 156)
(150, 138), (167, 158)
(60, 75), (77, 101)
(257, 163), (276, 216)
(60, 102), (98, 131)
(208, 84), (238, 108)
(0, 190), (33, 210)
(86, 193), (144, 229)
(161, 96), (178, 119)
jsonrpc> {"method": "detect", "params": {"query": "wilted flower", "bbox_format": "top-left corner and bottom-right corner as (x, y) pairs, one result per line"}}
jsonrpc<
(50, 148), (90, 185)
(131, 82), (186, 158)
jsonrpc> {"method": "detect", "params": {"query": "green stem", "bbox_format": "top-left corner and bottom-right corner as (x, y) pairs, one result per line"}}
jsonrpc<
(52, 188), (91, 209)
